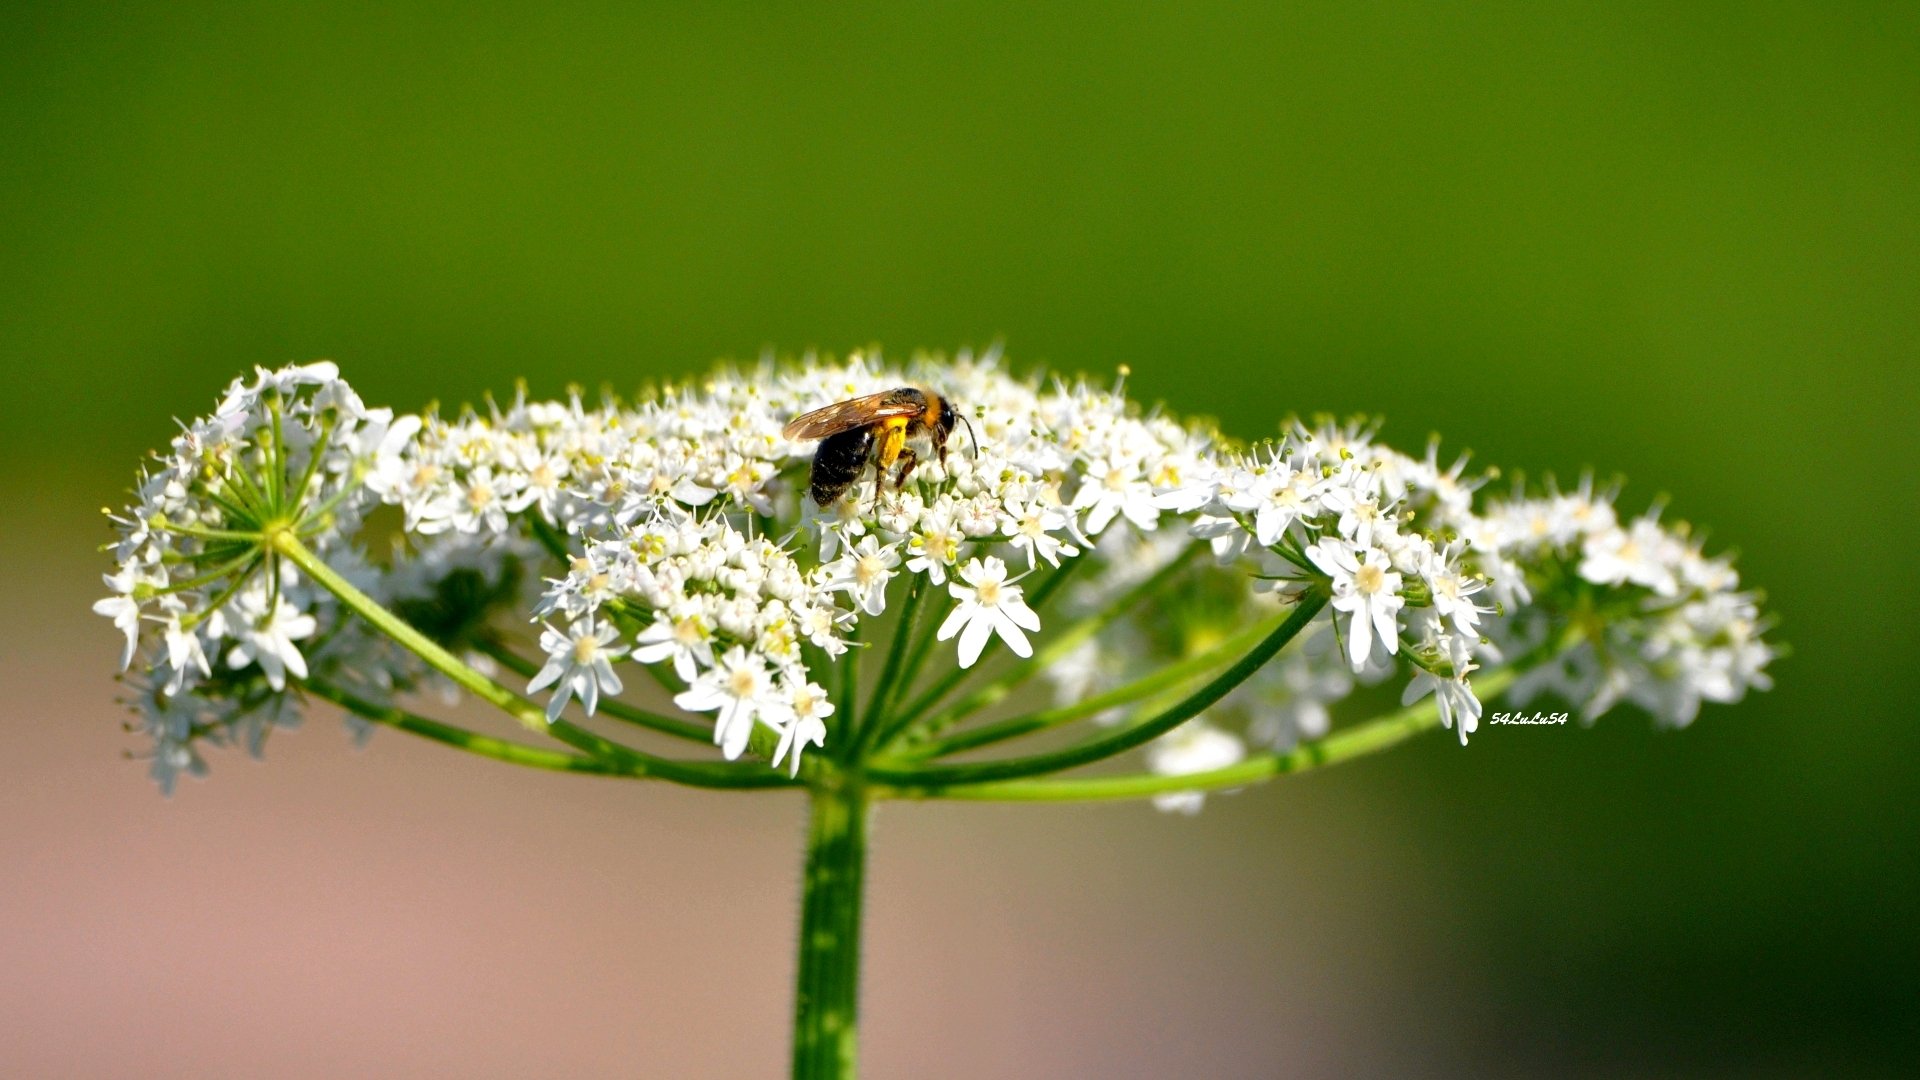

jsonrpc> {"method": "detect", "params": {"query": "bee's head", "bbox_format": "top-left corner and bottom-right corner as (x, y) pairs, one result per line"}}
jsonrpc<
(932, 393), (978, 459)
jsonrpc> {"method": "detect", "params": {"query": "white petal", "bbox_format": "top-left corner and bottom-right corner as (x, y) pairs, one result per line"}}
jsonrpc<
(936, 603), (972, 643)
(1003, 598), (1041, 633)
(1371, 604), (1400, 656)
(280, 641), (308, 681)
(721, 704), (756, 759)
(1346, 606), (1372, 669)
(991, 609), (1033, 658)
(526, 658), (565, 694)
(957, 616), (993, 668)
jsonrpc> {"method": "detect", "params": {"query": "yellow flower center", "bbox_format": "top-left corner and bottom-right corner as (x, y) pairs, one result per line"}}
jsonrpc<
(1354, 563), (1388, 595)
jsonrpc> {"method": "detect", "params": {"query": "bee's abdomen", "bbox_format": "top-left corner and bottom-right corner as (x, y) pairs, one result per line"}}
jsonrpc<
(810, 428), (874, 505)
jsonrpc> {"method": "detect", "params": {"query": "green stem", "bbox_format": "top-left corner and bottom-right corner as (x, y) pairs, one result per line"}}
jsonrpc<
(902, 608), (1296, 761)
(887, 667), (1519, 801)
(305, 679), (643, 777)
(287, 416), (335, 513)
(868, 588), (952, 730)
(267, 393), (287, 508)
(1023, 552), (1085, 608)
(867, 587), (1328, 787)
(223, 457), (275, 519)
(148, 549), (262, 597)
(153, 520), (266, 543)
(476, 637), (712, 744)
(178, 558), (261, 630)
(791, 782), (869, 1080)
(274, 530), (792, 790)
(528, 514), (573, 563)
(834, 621), (862, 757)
(852, 575), (927, 756)
(873, 543), (1202, 754)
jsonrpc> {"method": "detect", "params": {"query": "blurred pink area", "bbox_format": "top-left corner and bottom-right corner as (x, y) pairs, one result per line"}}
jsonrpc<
(3, 508), (1456, 1079)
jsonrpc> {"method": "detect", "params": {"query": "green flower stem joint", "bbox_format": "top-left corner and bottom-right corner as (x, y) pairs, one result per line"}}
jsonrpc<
(99, 355), (1778, 1079)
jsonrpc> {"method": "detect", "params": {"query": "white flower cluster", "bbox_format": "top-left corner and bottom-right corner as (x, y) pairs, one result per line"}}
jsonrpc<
(1482, 478), (1776, 727)
(1088, 419), (1775, 806)
(376, 351), (1209, 768)
(96, 362), (418, 790)
(99, 352), (1775, 799)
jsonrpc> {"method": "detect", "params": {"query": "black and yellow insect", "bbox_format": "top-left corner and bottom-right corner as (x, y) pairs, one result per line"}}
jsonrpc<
(782, 387), (977, 508)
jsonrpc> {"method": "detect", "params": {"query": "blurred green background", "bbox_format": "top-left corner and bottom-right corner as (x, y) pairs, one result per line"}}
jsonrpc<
(3, 3), (1916, 1077)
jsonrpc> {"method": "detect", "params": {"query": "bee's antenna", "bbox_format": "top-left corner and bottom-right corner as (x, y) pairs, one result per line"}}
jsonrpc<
(960, 411), (979, 459)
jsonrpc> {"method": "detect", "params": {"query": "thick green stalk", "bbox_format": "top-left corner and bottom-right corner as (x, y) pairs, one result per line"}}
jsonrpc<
(791, 782), (869, 1080)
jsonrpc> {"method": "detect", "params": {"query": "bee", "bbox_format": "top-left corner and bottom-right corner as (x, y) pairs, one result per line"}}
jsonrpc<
(782, 386), (978, 508)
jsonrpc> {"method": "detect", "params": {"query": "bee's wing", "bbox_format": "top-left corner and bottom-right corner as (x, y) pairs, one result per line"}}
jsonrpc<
(781, 389), (925, 441)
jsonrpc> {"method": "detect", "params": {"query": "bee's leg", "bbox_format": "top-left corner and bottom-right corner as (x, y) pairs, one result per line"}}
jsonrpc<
(868, 458), (885, 514)
(893, 446), (919, 492)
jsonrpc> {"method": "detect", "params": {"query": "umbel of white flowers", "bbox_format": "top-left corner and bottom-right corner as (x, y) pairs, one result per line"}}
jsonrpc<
(98, 352), (1775, 802)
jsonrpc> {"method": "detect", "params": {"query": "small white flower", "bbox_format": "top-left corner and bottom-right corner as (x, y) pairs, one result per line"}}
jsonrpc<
(938, 556), (1042, 668)
(1402, 634), (1483, 745)
(508, 450), (572, 520)
(94, 565), (151, 670)
(161, 617), (212, 694)
(1001, 499), (1080, 568)
(1418, 544), (1491, 638)
(822, 535), (901, 616)
(1224, 456), (1323, 547)
(1146, 721), (1245, 814)
(1306, 539), (1405, 671)
(222, 585), (318, 692)
(1320, 482), (1389, 548)
(449, 466), (520, 535)
(905, 511), (964, 585)
(1073, 456), (1161, 536)
(631, 609), (715, 683)
(769, 678), (833, 777)
(674, 647), (777, 760)
(526, 617), (630, 722)
(1579, 518), (1680, 597)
